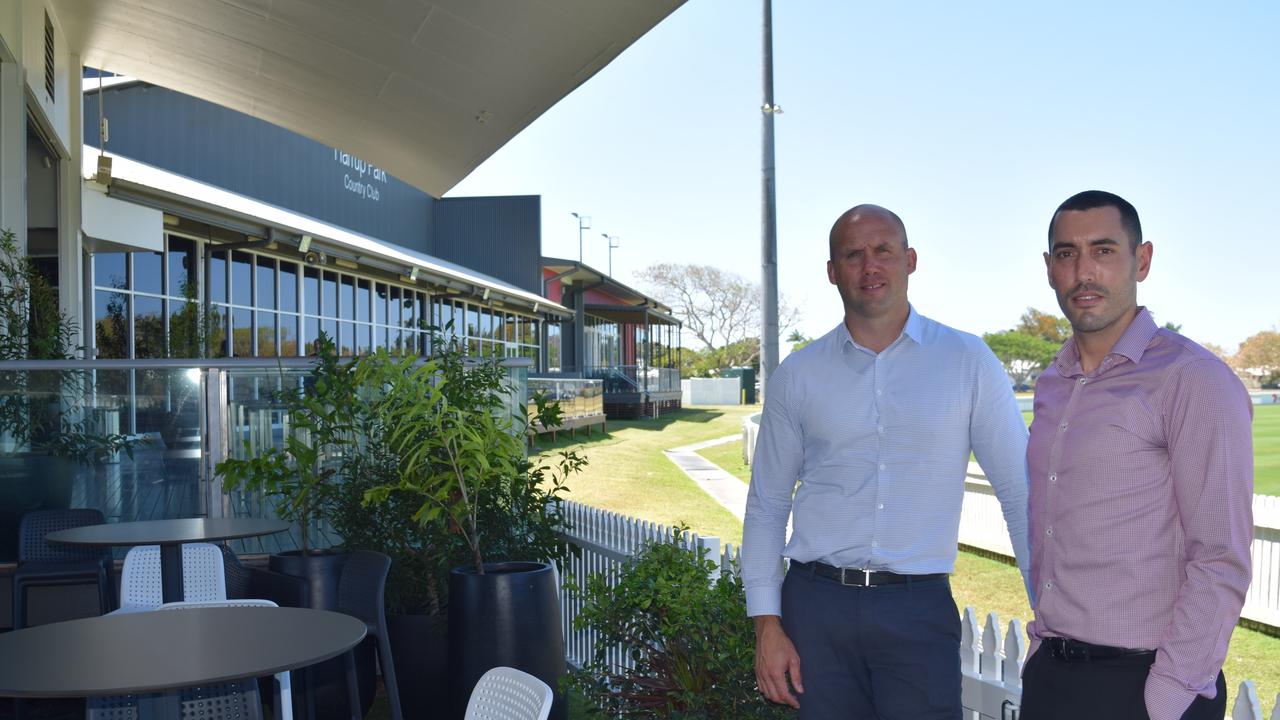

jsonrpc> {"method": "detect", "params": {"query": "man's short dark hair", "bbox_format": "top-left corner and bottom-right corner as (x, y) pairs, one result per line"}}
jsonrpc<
(1048, 190), (1142, 251)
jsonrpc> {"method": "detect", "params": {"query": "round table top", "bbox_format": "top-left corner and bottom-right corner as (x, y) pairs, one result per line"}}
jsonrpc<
(46, 517), (290, 547)
(0, 606), (366, 698)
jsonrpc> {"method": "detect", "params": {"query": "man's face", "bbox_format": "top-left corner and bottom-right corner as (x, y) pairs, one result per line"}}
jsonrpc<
(827, 212), (916, 321)
(1045, 206), (1151, 336)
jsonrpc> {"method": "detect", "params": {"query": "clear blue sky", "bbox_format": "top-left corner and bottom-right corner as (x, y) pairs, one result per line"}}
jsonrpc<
(449, 0), (1279, 353)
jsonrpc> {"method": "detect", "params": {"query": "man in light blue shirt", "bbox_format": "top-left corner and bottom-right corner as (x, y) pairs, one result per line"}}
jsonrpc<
(744, 204), (1031, 719)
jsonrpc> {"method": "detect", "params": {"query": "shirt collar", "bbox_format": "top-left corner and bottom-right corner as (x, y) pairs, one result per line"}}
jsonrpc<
(1054, 307), (1157, 376)
(836, 304), (925, 353)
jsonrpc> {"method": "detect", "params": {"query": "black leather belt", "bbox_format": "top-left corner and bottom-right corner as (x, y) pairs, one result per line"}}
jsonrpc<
(792, 560), (947, 587)
(1043, 636), (1156, 662)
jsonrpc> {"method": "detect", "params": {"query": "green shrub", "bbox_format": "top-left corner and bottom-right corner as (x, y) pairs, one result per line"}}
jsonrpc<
(567, 526), (795, 719)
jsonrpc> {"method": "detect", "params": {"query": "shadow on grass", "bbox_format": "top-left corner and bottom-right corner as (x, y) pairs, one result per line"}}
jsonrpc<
(530, 408), (729, 453)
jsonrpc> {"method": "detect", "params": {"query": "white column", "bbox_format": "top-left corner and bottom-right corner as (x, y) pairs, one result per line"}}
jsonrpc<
(59, 54), (83, 350)
(0, 55), (26, 249)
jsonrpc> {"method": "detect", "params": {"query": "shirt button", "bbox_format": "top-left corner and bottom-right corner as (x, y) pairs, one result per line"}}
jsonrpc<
(1059, 422), (1069, 431)
(879, 463), (886, 471)
(877, 503), (884, 510)
(1045, 581), (1053, 590)
(1046, 527), (1053, 536)
(1079, 378), (1087, 385)
(875, 389), (883, 396)
(871, 540), (879, 548)
(877, 425), (885, 434)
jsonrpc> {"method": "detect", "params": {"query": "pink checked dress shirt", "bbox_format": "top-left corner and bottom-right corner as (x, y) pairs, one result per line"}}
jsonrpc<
(1027, 308), (1254, 720)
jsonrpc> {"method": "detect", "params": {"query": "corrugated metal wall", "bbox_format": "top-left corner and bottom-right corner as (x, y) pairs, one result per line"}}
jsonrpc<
(433, 195), (541, 294)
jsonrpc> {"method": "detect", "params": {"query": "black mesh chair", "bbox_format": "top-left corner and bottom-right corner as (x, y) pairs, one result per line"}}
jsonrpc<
(336, 551), (402, 720)
(86, 678), (264, 720)
(11, 508), (115, 629)
(218, 544), (309, 608)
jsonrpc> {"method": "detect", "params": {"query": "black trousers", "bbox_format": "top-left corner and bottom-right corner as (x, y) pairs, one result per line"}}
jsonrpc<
(1020, 644), (1227, 720)
(780, 566), (961, 720)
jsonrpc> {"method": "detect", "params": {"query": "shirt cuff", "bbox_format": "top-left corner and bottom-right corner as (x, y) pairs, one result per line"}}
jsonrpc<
(745, 586), (782, 617)
(1144, 671), (1204, 720)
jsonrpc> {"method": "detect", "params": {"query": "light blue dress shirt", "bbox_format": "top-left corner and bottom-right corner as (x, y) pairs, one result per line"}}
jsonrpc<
(743, 307), (1031, 617)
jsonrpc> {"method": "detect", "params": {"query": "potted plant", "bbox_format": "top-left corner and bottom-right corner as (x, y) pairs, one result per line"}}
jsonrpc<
(0, 228), (139, 558)
(364, 330), (582, 720)
(214, 334), (353, 608)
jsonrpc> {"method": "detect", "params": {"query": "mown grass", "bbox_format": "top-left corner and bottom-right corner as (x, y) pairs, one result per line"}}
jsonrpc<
(696, 439), (752, 484)
(541, 404), (1277, 718)
(532, 405), (757, 546)
(1254, 404), (1280, 496)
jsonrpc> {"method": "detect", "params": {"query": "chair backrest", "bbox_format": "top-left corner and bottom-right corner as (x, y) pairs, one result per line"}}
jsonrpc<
(336, 550), (390, 626)
(18, 508), (107, 563)
(464, 667), (554, 720)
(120, 543), (226, 609)
(86, 678), (263, 720)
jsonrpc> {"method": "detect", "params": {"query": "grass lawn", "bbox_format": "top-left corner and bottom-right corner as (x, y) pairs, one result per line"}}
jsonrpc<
(696, 439), (751, 483)
(532, 405), (757, 546)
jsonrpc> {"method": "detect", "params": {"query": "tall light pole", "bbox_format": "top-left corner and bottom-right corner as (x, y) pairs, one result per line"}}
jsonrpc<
(601, 233), (620, 276)
(571, 212), (591, 262)
(760, 0), (782, 399)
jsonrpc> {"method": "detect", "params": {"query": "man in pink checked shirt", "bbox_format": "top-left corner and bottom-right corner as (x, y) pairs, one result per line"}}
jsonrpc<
(1020, 190), (1254, 720)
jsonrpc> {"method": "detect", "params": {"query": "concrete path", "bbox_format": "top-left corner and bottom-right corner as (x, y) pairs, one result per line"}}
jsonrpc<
(664, 434), (748, 522)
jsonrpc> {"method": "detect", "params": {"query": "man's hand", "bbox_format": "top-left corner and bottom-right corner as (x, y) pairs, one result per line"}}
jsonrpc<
(754, 615), (803, 708)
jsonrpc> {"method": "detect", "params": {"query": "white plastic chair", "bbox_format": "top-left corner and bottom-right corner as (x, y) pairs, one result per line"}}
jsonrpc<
(464, 666), (554, 720)
(158, 599), (294, 720)
(112, 543), (227, 614)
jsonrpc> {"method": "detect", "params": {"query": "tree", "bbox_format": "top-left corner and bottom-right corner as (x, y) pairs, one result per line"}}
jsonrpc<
(982, 331), (1060, 388)
(786, 329), (813, 353)
(1015, 307), (1072, 343)
(1161, 321), (1183, 333)
(635, 263), (800, 368)
(1234, 330), (1280, 383)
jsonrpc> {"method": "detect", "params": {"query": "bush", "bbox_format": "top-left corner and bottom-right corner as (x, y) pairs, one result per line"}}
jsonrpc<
(567, 526), (795, 719)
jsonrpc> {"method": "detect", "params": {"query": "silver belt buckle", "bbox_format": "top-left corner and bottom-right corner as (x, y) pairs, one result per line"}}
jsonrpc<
(840, 568), (874, 587)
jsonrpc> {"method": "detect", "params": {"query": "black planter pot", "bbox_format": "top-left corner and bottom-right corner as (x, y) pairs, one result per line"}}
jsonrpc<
(449, 561), (565, 720)
(269, 550), (375, 719)
(388, 612), (449, 719)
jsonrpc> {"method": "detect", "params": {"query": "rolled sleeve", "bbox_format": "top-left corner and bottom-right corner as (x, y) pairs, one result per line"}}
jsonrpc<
(1145, 359), (1253, 719)
(743, 362), (803, 617)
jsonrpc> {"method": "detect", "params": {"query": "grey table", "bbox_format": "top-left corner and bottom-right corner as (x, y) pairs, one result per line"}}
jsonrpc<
(46, 517), (289, 603)
(0, 605), (365, 719)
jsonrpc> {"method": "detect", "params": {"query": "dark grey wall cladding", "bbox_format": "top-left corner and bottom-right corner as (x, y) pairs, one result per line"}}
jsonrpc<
(433, 196), (541, 294)
(83, 83), (432, 249)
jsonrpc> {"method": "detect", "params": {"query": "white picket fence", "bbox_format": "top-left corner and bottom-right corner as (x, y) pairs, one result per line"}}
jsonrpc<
(558, 498), (1279, 719)
(959, 466), (1280, 631)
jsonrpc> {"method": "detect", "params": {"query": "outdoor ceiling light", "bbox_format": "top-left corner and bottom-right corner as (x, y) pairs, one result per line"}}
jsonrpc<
(298, 234), (312, 253)
(482, 287), (492, 301)
(409, 267), (420, 281)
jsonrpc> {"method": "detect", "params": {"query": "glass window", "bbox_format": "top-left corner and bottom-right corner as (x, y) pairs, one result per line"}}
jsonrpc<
(389, 328), (402, 355)
(256, 257), (276, 310)
(257, 311), (277, 356)
(418, 295), (429, 331)
(95, 252), (127, 289)
(134, 296), (165, 358)
(94, 290), (128, 358)
(134, 252), (163, 295)
(304, 317), (320, 354)
(357, 279), (370, 322)
(209, 305), (229, 358)
(279, 262), (298, 313)
(231, 252), (253, 306)
(340, 276), (355, 321)
(322, 272), (338, 318)
(375, 325), (388, 350)
(357, 324), (371, 355)
(209, 251), (227, 304)
(168, 299), (201, 357)
(374, 284), (387, 325)
(322, 318), (337, 348)
(280, 314), (298, 356)
(232, 308), (253, 356)
(466, 305), (479, 339)
(491, 313), (503, 343)
(168, 237), (195, 298)
(304, 267), (320, 316)
(388, 287), (402, 328)
(340, 322), (355, 356)
(402, 292), (415, 329)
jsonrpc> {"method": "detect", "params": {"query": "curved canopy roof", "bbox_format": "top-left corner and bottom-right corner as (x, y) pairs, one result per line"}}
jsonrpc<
(60, 0), (684, 197)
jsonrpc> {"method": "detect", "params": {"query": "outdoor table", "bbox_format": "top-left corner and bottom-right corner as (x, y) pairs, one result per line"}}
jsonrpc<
(0, 605), (365, 719)
(46, 517), (289, 603)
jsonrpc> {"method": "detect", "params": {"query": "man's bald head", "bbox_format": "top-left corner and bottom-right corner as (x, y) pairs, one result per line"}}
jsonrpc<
(829, 204), (909, 259)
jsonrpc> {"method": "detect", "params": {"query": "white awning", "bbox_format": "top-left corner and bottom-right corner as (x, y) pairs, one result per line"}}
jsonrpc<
(81, 180), (164, 253)
(82, 149), (569, 316)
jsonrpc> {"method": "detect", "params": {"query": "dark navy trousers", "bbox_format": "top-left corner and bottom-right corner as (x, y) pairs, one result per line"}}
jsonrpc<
(780, 565), (962, 720)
